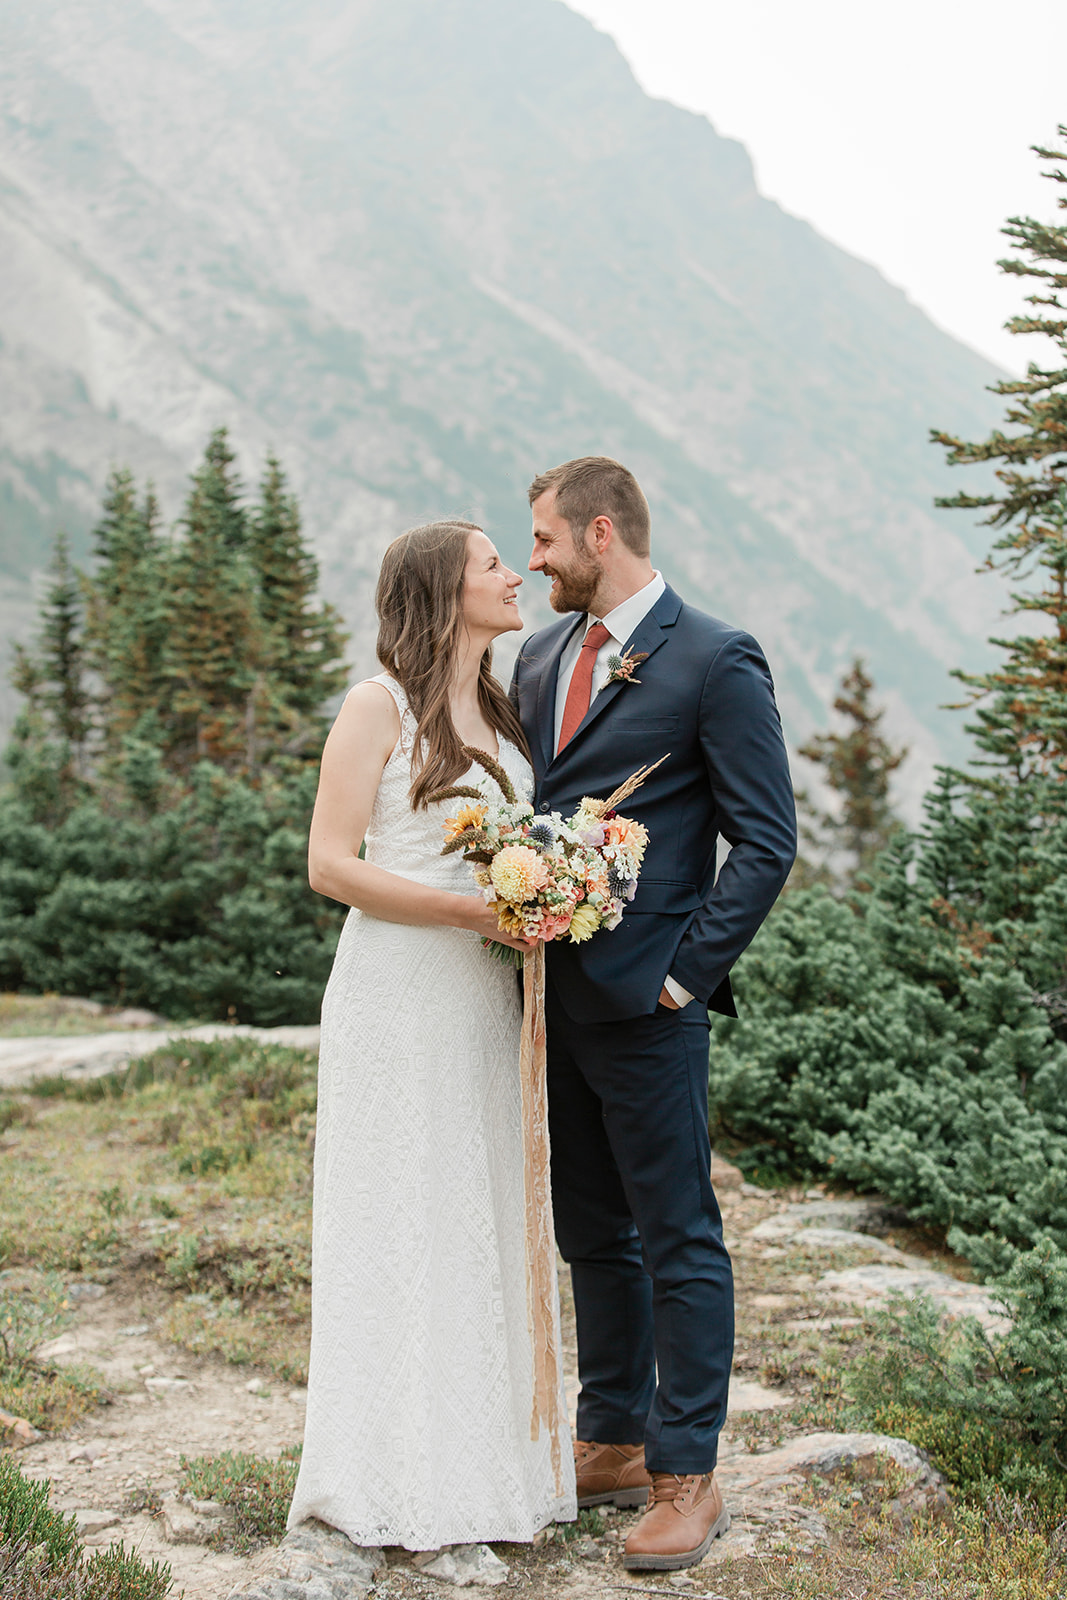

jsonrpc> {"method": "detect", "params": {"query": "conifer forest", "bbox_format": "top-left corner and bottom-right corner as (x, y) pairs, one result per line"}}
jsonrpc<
(1, 90), (1067, 1592)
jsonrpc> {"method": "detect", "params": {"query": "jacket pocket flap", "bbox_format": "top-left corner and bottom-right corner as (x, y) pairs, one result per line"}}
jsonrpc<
(628, 879), (702, 914)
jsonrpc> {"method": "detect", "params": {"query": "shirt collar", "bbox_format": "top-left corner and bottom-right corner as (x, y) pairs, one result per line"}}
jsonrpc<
(587, 570), (665, 647)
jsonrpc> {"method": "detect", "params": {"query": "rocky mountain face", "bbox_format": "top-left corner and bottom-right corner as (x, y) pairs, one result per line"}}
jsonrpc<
(0, 0), (1006, 796)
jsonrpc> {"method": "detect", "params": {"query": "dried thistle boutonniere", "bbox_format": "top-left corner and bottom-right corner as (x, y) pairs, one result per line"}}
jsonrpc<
(604, 647), (648, 687)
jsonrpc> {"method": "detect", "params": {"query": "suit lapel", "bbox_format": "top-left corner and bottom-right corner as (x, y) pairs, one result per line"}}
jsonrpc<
(548, 585), (682, 767)
(532, 614), (585, 772)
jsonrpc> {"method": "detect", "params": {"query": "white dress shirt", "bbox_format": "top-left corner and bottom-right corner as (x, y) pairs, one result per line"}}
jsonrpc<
(553, 571), (695, 1009)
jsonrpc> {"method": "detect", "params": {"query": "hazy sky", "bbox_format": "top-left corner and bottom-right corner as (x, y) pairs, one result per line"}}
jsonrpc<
(565, 0), (1066, 374)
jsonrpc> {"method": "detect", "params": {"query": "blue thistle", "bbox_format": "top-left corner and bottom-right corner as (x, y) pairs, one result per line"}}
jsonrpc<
(527, 819), (556, 852)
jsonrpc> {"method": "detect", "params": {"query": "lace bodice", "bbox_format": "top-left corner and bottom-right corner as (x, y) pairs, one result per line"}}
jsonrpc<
(363, 673), (533, 892)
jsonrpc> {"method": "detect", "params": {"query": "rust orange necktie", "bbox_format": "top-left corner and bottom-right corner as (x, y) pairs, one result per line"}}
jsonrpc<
(556, 621), (612, 754)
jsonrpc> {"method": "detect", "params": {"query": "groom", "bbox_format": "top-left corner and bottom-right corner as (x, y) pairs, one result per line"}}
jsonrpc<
(511, 457), (796, 1571)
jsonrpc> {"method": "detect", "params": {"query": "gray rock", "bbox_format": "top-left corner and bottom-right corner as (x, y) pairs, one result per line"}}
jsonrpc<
(728, 1377), (794, 1413)
(145, 1376), (193, 1393)
(784, 1227), (914, 1260)
(162, 1495), (212, 1544)
(414, 1544), (509, 1587)
(720, 1431), (944, 1495)
(74, 1509), (121, 1536)
(232, 1582), (333, 1600)
(68, 1443), (106, 1464)
(184, 1496), (231, 1519)
(816, 1263), (1009, 1330)
(229, 1522), (387, 1597)
(280, 1522), (384, 1582)
(750, 1198), (908, 1244)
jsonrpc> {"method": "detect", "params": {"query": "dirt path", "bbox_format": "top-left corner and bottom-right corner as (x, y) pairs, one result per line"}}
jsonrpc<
(0, 1024), (321, 1092)
(6, 1028), (998, 1598)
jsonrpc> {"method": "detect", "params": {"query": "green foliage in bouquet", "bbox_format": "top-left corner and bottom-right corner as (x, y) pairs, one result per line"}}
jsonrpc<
(1, 430), (348, 1023)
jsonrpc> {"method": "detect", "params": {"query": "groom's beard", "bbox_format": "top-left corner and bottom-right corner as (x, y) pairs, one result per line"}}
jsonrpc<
(546, 552), (602, 615)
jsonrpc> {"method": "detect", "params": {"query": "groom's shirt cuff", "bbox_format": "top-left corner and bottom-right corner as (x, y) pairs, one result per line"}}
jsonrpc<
(663, 974), (695, 1008)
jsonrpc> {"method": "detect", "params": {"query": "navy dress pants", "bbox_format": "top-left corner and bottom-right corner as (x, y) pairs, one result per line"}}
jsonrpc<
(545, 973), (733, 1473)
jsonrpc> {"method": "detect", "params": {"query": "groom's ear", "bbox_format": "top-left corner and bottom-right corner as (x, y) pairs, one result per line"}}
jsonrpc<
(589, 515), (615, 554)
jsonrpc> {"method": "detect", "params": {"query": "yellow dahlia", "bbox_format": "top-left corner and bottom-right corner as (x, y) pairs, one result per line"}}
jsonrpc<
(443, 802), (487, 841)
(493, 900), (528, 938)
(490, 845), (549, 904)
(566, 902), (601, 943)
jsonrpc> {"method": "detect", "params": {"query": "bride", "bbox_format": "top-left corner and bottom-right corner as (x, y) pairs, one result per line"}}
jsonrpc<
(288, 520), (577, 1549)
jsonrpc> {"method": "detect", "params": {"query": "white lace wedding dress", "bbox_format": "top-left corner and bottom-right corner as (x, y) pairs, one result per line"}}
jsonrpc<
(288, 674), (576, 1550)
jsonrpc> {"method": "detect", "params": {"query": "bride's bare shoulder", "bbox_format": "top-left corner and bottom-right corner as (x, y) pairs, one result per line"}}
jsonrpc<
(326, 678), (402, 755)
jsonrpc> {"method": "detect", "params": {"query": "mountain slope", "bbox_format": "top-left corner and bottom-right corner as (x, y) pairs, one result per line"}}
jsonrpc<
(0, 0), (1006, 791)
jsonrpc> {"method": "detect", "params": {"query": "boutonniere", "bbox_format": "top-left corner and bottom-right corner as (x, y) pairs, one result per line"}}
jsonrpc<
(604, 647), (648, 687)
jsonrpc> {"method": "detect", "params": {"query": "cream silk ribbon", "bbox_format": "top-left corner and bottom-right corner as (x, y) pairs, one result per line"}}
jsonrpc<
(520, 941), (565, 1494)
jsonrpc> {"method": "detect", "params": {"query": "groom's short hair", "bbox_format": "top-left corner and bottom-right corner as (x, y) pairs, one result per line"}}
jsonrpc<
(528, 457), (651, 558)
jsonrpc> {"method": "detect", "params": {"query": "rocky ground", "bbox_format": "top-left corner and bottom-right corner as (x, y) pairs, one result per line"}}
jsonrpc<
(2, 1024), (1001, 1600)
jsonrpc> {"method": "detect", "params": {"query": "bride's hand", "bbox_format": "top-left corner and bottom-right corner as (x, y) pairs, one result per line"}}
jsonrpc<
(460, 897), (538, 953)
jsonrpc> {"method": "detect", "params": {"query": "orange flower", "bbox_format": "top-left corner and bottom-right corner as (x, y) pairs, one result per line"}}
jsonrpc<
(443, 802), (488, 841)
(605, 815), (649, 864)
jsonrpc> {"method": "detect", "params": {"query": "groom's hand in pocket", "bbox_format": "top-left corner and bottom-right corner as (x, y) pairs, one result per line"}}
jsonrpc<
(658, 985), (680, 1010)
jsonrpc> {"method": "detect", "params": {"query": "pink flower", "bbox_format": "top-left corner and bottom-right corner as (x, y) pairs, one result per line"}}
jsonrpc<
(538, 909), (574, 941)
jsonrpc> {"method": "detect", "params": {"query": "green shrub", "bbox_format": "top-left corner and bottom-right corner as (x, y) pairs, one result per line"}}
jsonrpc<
(0, 764), (343, 1025)
(709, 779), (1067, 1271)
(178, 1448), (300, 1550)
(0, 1272), (104, 1432)
(820, 1248), (1067, 1517)
(0, 1455), (79, 1567)
(0, 1457), (170, 1598)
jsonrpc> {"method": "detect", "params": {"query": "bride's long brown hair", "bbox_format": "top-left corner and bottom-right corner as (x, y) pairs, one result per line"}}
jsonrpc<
(376, 520), (531, 809)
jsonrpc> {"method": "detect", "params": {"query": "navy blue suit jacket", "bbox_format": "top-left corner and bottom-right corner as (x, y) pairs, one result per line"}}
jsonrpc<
(510, 584), (797, 1024)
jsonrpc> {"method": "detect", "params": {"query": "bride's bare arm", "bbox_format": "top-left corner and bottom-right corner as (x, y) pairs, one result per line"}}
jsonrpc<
(308, 682), (530, 949)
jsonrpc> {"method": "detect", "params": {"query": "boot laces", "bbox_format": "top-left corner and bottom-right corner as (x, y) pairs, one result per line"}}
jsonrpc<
(649, 1473), (691, 1504)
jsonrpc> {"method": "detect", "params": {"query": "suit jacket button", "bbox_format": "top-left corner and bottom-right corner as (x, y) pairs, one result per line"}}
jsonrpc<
(540, 802), (550, 813)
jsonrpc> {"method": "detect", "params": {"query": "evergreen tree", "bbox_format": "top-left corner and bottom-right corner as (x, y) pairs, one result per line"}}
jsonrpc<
(84, 470), (170, 754)
(932, 130), (1067, 774)
(9, 535), (92, 818)
(194, 426), (248, 552)
(796, 658), (907, 886)
(162, 432), (265, 772)
(248, 455), (349, 752)
(1, 427), (349, 1022)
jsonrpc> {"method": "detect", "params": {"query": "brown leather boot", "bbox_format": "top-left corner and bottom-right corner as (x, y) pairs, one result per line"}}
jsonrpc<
(623, 1472), (730, 1569)
(573, 1439), (651, 1508)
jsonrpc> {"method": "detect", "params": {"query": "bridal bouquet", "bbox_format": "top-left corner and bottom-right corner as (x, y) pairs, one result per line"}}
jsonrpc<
(433, 751), (664, 962)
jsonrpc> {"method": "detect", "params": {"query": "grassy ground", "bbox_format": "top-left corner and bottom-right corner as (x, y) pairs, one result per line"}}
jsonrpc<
(3, 1037), (316, 1386)
(0, 993), (169, 1037)
(2, 1031), (1066, 1597)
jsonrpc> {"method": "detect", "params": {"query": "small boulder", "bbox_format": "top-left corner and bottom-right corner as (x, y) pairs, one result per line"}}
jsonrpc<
(0, 1407), (42, 1447)
(415, 1544), (509, 1587)
(74, 1509), (121, 1537)
(162, 1494), (233, 1545)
